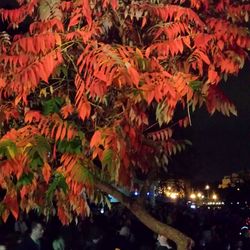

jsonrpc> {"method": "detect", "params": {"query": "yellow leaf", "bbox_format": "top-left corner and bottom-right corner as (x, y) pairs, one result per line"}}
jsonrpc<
(49, 86), (54, 94)
(39, 88), (47, 97)
(7, 146), (16, 158)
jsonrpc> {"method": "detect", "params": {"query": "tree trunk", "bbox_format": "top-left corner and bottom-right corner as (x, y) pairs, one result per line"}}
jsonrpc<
(95, 179), (194, 250)
(128, 202), (192, 250)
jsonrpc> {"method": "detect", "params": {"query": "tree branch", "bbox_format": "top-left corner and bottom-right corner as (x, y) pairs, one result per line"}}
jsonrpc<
(94, 178), (131, 207)
(94, 176), (194, 250)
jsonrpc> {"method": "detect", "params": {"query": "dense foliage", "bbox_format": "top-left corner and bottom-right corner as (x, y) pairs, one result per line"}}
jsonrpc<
(0, 0), (249, 248)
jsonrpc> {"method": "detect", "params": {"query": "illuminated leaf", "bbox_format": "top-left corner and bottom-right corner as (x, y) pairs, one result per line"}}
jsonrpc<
(42, 162), (51, 184)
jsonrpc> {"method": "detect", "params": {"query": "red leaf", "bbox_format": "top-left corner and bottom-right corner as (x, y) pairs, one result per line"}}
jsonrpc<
(4, 195), (19, 220)
(42, 162), (51, 184)
(111, 0), (118, 10)
(82, 0), (92, 26)
(199, 50), (210, 65)
(68, 14), (81, 28)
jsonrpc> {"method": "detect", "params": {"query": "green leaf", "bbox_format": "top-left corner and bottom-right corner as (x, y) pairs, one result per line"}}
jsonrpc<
(46, 173), (68, 204)
(105, 195), (112, 210)
(102, 149), (113, 169)
(71, 163), (93, 184)
(189, 80), (202, 91)
(184, 139), (192, 146)
(0, 203), (5, 217)
(30, 155), (43, 169)
(42, 97), (64, 115)
(57, 138), (82, 154)
(0, 140), (17, 159)
(27, 135), (51, 163)
(156, 101), (171, 126)
(16, 173), (33, 188)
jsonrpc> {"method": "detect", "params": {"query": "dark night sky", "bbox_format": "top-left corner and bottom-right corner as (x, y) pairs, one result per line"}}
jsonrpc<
(0, 0), (249, 183)
(179, 62), (250, 183)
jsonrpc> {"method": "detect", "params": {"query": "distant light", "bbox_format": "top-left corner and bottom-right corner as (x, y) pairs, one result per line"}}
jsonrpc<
(197, 192), (202, 198)
(170, 193), (178, 199)
(237, 202), (240, 205)
(205, 185), (210, 190)
(190, 193), (196, 200)
(237, 188), (240, 191)
(100, 208), (104, 214)
(190, 204), (196, 209)
(147, 192), (150, 196)
(208, 206), (210, 209)
(134, 191), (139, 196)
(212, 194), (218, 200)
(167, 186), (171, 190)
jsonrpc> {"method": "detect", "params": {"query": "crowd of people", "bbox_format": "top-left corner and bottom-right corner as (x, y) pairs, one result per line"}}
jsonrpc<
(0, 202), (249, 250)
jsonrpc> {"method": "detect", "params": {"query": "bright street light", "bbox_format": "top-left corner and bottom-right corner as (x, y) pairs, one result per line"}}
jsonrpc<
(212, 194), (217, 200)
(190, 193), (196, 200)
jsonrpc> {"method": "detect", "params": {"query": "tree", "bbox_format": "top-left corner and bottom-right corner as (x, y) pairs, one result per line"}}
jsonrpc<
(219, 171), (250, 203)
(0, 0), (249, 249)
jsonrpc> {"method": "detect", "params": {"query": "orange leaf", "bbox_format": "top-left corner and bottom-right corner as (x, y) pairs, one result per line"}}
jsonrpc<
(24, 111), (41, 123)
(90, 130), (102, 148)
(141, 16), (147, 28)
(60, 123), (67, 140)
(58, 207), (69, 225)
(67, 125), (75, 140)
(208, 68), (219, 84)
(60, 104), (74, 119)
(42, 162), (51, 184)
(78, 101), (91, 121)
(2, 209), (10, 223)
(127, 65), (140, 87)
(20, 186), (29, 199)
(0, 78), (6, 88)
(55, 123), (63, 141)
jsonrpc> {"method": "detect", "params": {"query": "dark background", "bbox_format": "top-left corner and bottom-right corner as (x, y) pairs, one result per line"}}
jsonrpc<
(0, 0), (249, 183)
(173, 62), (250, 183)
